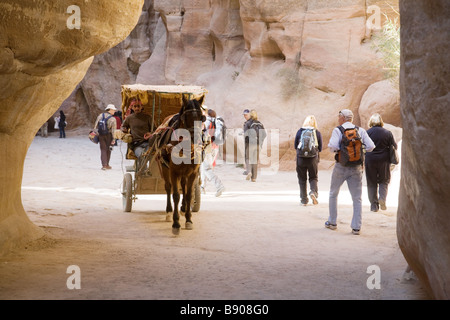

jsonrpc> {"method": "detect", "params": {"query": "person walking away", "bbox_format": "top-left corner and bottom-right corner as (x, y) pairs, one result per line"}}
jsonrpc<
(94, 104), (117, 170)
(245, 109), (266, 182)
(201, 108), (225, 197)
(365, 113), (397, 212)
(58, 111), (67, 138)
(326, 109), (375, 235)
(242, 108), (251, 175)
(294, 115), (323, 205)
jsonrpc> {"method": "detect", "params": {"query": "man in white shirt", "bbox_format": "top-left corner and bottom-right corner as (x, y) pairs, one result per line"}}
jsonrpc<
(325, 109), (375, 235)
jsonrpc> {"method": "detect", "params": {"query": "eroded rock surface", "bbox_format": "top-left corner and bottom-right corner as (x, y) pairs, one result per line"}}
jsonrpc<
(398, 0), (450, 299)
(0, 0), (144, 255)
(62, 0), (399, 165)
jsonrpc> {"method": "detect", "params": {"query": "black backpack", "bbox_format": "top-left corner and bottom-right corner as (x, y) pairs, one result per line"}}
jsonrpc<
(98, 113), (112, 135)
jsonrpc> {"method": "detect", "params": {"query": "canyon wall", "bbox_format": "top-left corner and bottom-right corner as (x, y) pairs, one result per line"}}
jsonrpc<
(61, 0), (400, 168)
(0, 0), (144, 255)
(397, 0), (450, 299)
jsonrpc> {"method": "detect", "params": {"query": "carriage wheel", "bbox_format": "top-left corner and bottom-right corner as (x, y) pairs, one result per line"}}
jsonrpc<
(191, 178), (201, 212)
(122, 173), (133, 212)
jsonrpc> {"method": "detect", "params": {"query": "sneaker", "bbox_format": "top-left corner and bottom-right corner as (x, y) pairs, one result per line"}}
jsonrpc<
(352, 229), (361, 235)
(251, 178), (256, 182)
(300, 202), (308, 206)
(105, 165), (112, 170)
(309, 192), (318, 205)
(246, 173), (252, 181)
(325, 221), (337, 230)
(101, 166), (107, 170)
(379, 199), (387, 210)
(215, 186), (225, 197)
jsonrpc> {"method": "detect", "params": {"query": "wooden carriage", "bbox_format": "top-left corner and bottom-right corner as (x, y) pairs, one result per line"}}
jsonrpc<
(119, 84), (208, 212)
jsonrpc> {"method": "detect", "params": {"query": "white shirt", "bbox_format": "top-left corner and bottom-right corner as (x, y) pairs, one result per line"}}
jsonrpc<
(328, 122), (375, 153)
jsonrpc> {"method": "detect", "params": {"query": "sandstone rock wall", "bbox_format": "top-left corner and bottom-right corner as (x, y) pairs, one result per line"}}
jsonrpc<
(0, 0), (144, 256)
(61, 0), (400, 166)
(398, 0), (450, 299)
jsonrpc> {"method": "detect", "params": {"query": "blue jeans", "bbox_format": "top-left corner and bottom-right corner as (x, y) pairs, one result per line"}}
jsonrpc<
(328, 163), (363, 230)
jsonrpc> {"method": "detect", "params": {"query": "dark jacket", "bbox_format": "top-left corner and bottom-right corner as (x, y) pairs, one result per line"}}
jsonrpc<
(365, 126), (397, 162)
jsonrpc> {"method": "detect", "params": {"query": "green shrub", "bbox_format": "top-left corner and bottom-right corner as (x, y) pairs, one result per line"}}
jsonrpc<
(371, 15), (400, 87)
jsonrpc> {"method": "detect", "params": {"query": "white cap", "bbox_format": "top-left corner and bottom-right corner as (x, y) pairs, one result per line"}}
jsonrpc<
(339, 109), (353, 119)
(105, 104), (117, 111)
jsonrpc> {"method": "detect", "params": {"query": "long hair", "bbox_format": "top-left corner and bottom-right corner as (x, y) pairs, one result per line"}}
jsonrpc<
(302, 115), (318, 129)
(249, 109), (258, 121)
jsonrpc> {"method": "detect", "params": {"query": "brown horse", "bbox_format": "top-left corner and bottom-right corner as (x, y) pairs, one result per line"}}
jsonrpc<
(159, 95), (205, 235)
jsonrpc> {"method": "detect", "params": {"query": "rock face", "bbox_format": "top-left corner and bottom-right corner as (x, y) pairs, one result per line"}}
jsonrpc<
(0, 0), (144, 256)
(61, 0), (399, 165)
(359, 79), (401, 128)
(398, 0), (450, 299)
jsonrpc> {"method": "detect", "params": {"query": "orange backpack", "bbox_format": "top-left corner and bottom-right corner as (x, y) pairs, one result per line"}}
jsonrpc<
(337, 126), (364, 166)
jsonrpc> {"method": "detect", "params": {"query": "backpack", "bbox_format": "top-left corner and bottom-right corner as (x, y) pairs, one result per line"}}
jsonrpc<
(211, 117), (227, 145)
(298, 128), (318, 158)
(98, 113), (112, 135)
(250, 121), (267, 145)
(337, 125), (364, 166)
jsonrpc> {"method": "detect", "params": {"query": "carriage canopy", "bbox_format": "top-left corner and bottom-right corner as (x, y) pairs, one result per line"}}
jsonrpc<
(120, 84), (208, 133)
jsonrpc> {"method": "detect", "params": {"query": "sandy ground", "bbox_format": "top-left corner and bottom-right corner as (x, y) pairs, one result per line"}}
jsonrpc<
(0, 129), (430, 300)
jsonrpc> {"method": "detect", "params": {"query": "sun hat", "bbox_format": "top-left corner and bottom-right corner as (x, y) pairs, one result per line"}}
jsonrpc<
(105, 104), (118, 111)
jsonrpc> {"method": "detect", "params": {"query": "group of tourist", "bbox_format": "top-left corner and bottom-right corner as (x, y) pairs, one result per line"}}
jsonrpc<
(91, 100), (398, 235)
(294, 109), (398, 235)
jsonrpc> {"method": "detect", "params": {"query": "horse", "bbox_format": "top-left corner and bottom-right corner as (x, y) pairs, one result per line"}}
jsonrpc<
(158, 94), (206, 235)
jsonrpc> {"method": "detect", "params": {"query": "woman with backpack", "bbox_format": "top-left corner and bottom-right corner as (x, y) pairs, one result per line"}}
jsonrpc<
(294, 115), (323, 206)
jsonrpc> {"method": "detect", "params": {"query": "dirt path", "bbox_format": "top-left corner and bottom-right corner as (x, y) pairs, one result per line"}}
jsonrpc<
(0, 131), (429, 300)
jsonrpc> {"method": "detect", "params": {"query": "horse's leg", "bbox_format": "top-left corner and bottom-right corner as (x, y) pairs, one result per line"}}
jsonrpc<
(162, 165), (172, 221)
(180, 176), (186, 215)
(165, 180), (172, 222)
(184, 173), (196, 230)
(171, 174), (181, 235)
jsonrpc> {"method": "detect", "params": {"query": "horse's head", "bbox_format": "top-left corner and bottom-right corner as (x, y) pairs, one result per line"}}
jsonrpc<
(179, 94), (205, 143)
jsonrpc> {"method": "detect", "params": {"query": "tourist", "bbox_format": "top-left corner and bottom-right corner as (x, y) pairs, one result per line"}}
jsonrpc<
(326, 109), (375, 235)
(365, 113), (397, 212)
(294, 115), (323, 205)
(94, 104), (117, 170)
(201, 107), (225, 197)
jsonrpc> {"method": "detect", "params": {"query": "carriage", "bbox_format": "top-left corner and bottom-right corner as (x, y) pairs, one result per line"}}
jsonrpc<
(119, 84), (207, 214)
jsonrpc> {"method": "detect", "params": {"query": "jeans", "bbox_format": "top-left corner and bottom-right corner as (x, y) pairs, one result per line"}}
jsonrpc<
(328, 163), (363, 230)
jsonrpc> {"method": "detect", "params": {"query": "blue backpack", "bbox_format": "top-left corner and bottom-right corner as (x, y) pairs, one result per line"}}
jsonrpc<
(98, 113), (112, 135)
